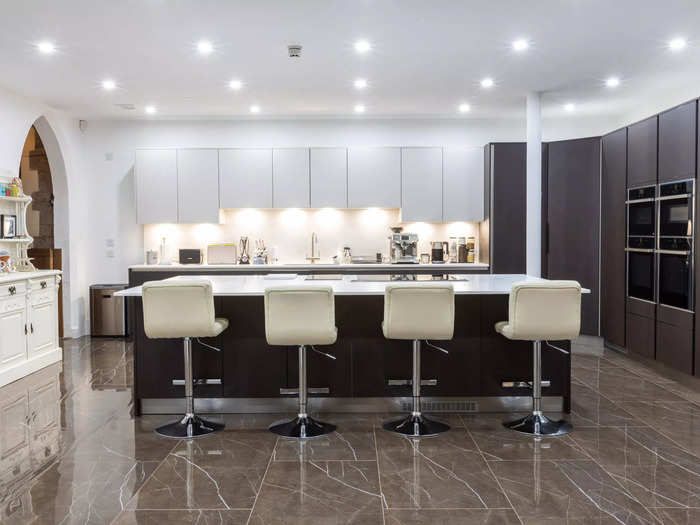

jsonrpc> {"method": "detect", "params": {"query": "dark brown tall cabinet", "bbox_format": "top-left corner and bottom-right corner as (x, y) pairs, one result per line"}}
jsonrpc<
(544, 137), (601, 336)
(658, 101), (696, 183)
(484, 143), (527, 274)
(601, 129), (627, 349)
(627, 116), (658, 188)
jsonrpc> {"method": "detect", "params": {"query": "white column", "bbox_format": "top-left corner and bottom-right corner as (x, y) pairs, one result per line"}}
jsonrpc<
(526, 92), (542, 277)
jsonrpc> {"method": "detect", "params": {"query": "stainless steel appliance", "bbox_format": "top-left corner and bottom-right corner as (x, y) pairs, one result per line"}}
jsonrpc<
(626, 185), (657, 303)
(90, 284), (127, 337)
(656, 179), (694, 311)
(390, 233), (419, 264)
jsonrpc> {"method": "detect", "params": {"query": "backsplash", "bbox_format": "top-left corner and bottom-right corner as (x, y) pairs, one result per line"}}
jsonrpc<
(143, 208), (480, 264)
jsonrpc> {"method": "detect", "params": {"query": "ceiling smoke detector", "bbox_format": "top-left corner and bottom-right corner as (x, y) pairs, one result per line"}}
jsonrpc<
(288, 44), (303, 58)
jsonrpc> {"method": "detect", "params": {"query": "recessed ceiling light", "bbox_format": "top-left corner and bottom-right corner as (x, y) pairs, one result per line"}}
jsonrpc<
(197, 40), (214, 55)
(354, 78), (368, 89)
(564, 103), (575, 112)
(101, 79), (116, 91)
(605, 76), (620, 88)
(250, 105), (260, 113)
(354, 104), (365, 113)
(229, 79), (243, 90)
(37, 41), (55, 54)
(145, 105), (156, 114)
(669, 37), (687, 51)
(458, 103), (471, 113)
(354, 40), (371, 54)
(512, 39), (529, 52)
(481, 77), (494, 88)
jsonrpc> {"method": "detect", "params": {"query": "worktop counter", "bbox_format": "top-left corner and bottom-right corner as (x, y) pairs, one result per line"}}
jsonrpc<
(128, 262), (489, 272)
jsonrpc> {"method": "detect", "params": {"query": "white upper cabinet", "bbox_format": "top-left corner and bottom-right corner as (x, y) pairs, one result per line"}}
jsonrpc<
(347, 148), (401, 208)
(310, 148), (347, 208)
(135, 149), (177, 224)
(219, 149), (273, 209)
(177, 149), (220, 223)
(400, 147), (443, 222)
(273, 149), (310, 208)
(443, 147), (485, 222)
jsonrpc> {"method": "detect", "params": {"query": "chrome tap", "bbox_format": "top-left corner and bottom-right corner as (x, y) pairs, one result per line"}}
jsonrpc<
(306, 232), (320, 263)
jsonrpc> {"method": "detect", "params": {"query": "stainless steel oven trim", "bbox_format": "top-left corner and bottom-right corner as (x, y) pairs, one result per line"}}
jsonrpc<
(625, 248), (654, 253)
(658, 194), (693, 201)
(625, 198), (655, 204)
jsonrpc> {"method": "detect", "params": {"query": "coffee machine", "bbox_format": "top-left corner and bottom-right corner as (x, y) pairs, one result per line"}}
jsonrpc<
(389, 232), (419, 264)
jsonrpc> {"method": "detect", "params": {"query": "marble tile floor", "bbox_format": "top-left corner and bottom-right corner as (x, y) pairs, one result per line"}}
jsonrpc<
(2, 338), (700, 524)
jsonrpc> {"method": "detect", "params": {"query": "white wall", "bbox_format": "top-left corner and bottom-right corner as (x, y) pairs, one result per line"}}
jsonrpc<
(0, 86), (86, 337)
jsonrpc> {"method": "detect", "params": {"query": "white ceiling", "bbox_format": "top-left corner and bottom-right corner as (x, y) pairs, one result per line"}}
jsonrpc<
(1, 0), (700, 120)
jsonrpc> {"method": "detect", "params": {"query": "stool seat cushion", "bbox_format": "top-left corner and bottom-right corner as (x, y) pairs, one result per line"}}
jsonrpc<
(496, 280), (581, 341)
(264, 286), (338, 346)
(383, 284), (455, 340)
(142, 279), (229, 339)
(213, 318), (229, 337)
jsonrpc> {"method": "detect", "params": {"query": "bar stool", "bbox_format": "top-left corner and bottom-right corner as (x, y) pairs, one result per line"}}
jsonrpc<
(142, 279), (229, 438)
(495, 280), (581, 436)
(264, 286), (338, 439)
(382, 284), (455, 437)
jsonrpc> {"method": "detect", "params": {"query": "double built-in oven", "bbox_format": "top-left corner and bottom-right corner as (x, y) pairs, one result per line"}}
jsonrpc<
(626, 179), (695, 312)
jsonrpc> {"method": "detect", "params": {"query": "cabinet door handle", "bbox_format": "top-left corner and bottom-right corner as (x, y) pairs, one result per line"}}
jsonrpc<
(40, 281), (47, 289)
(8, 286), (16, 295)
(24, 324), (27, 335)
(30, 323), (34, 334)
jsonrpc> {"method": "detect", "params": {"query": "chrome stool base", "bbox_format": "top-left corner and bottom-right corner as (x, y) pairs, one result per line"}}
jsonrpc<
(156, 414), (225, 439)
(269, 416), (336, 439)
(503, 413), (572, 437)
(383, 414), (450, 437)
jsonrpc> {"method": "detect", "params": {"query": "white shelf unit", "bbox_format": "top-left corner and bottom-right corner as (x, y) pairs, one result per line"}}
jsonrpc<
(0, 179), (36, 272)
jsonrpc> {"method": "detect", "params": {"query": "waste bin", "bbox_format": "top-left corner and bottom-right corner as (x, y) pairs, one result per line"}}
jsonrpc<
(90, 284), (127, 336)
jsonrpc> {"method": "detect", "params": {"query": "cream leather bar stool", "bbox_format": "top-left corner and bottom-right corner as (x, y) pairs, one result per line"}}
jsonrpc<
(496, 280), (581, 437)
(264, 286), (338, 439)
(382, 284), (455, 437)
(142, 279), (229, 438)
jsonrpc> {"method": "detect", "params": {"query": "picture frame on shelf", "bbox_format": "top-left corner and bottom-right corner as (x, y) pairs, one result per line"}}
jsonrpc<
(1, 214), (17, 238)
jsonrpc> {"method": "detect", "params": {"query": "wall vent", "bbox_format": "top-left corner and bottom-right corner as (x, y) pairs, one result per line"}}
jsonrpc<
(401, 400), (478, 413)
(288, 44), (302, 58)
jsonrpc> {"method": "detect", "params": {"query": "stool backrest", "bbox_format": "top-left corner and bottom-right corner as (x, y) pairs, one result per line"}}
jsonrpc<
(507, 280), (581, 340)
(264, 286), (337, 346)
(383, 284), (455, 340)
(142, 279), (216, 339)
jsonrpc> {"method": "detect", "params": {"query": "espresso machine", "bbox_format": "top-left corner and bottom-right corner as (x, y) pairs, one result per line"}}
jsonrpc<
(389, 231), (419, 264)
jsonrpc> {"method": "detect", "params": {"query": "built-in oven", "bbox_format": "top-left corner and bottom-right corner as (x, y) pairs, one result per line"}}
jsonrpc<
(627, 185), (656, 237)
(626, 236), (655, 303)
(657, 237), (694, 311)
(658, 180), (694, 238)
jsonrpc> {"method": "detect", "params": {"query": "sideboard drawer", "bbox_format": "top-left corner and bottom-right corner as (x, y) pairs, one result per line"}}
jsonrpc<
(0, 282), (27, 300)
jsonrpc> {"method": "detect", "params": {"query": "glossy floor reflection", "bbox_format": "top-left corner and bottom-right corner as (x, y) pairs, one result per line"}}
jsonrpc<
(2, 339), (700, 524)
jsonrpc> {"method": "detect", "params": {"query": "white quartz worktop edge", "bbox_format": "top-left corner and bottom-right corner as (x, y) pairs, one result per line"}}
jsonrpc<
(0, 269), (61, 284)
(129, 262), (490, 271)
(116, 273), (590, 297)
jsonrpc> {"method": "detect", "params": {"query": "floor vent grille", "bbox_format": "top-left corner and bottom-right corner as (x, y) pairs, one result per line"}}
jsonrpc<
(402, 400), (479, 413)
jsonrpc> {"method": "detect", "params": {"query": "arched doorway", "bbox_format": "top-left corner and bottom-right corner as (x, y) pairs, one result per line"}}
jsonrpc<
(21, 116), (72, 339)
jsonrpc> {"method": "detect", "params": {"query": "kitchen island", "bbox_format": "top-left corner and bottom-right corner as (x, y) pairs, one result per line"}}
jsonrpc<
(119, 274), (582, 416)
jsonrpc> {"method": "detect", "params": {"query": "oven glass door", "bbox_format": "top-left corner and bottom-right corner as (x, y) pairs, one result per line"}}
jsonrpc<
(627, 250), (655, 302)
(659, 196), (692, 237)
(628, 200), (656, 237)
(658, 251), (693, 311)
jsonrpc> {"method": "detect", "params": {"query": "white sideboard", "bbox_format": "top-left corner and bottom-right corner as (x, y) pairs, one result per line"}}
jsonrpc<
(135, 145), (485, 224)
(0, 271), (62, 388)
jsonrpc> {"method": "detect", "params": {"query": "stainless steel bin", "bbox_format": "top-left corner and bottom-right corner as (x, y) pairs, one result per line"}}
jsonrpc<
(90, 284), (127, 336)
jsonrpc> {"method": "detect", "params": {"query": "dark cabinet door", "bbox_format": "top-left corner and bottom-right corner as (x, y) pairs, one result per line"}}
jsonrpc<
(659, 101), (697, 183)
(626, 311), (655, 359)
(627, 116), (658, 188)
(489, 143), (526, 274)
(656, 305), (693, 374)
(601, 129), (627, 348)
(545, 137), (601, 336)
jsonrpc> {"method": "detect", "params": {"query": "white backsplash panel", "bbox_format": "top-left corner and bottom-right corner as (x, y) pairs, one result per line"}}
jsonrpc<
(143, 208), (479, 264)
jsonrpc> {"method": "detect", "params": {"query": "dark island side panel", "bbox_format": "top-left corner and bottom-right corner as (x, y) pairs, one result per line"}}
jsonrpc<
(130, 293), (571, 412)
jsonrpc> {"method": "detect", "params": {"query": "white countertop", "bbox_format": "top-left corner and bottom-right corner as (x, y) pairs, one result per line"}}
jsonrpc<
(0, 270), (61, 284)
(128, 262), (489, 271)
(115, 273), (590, 297)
